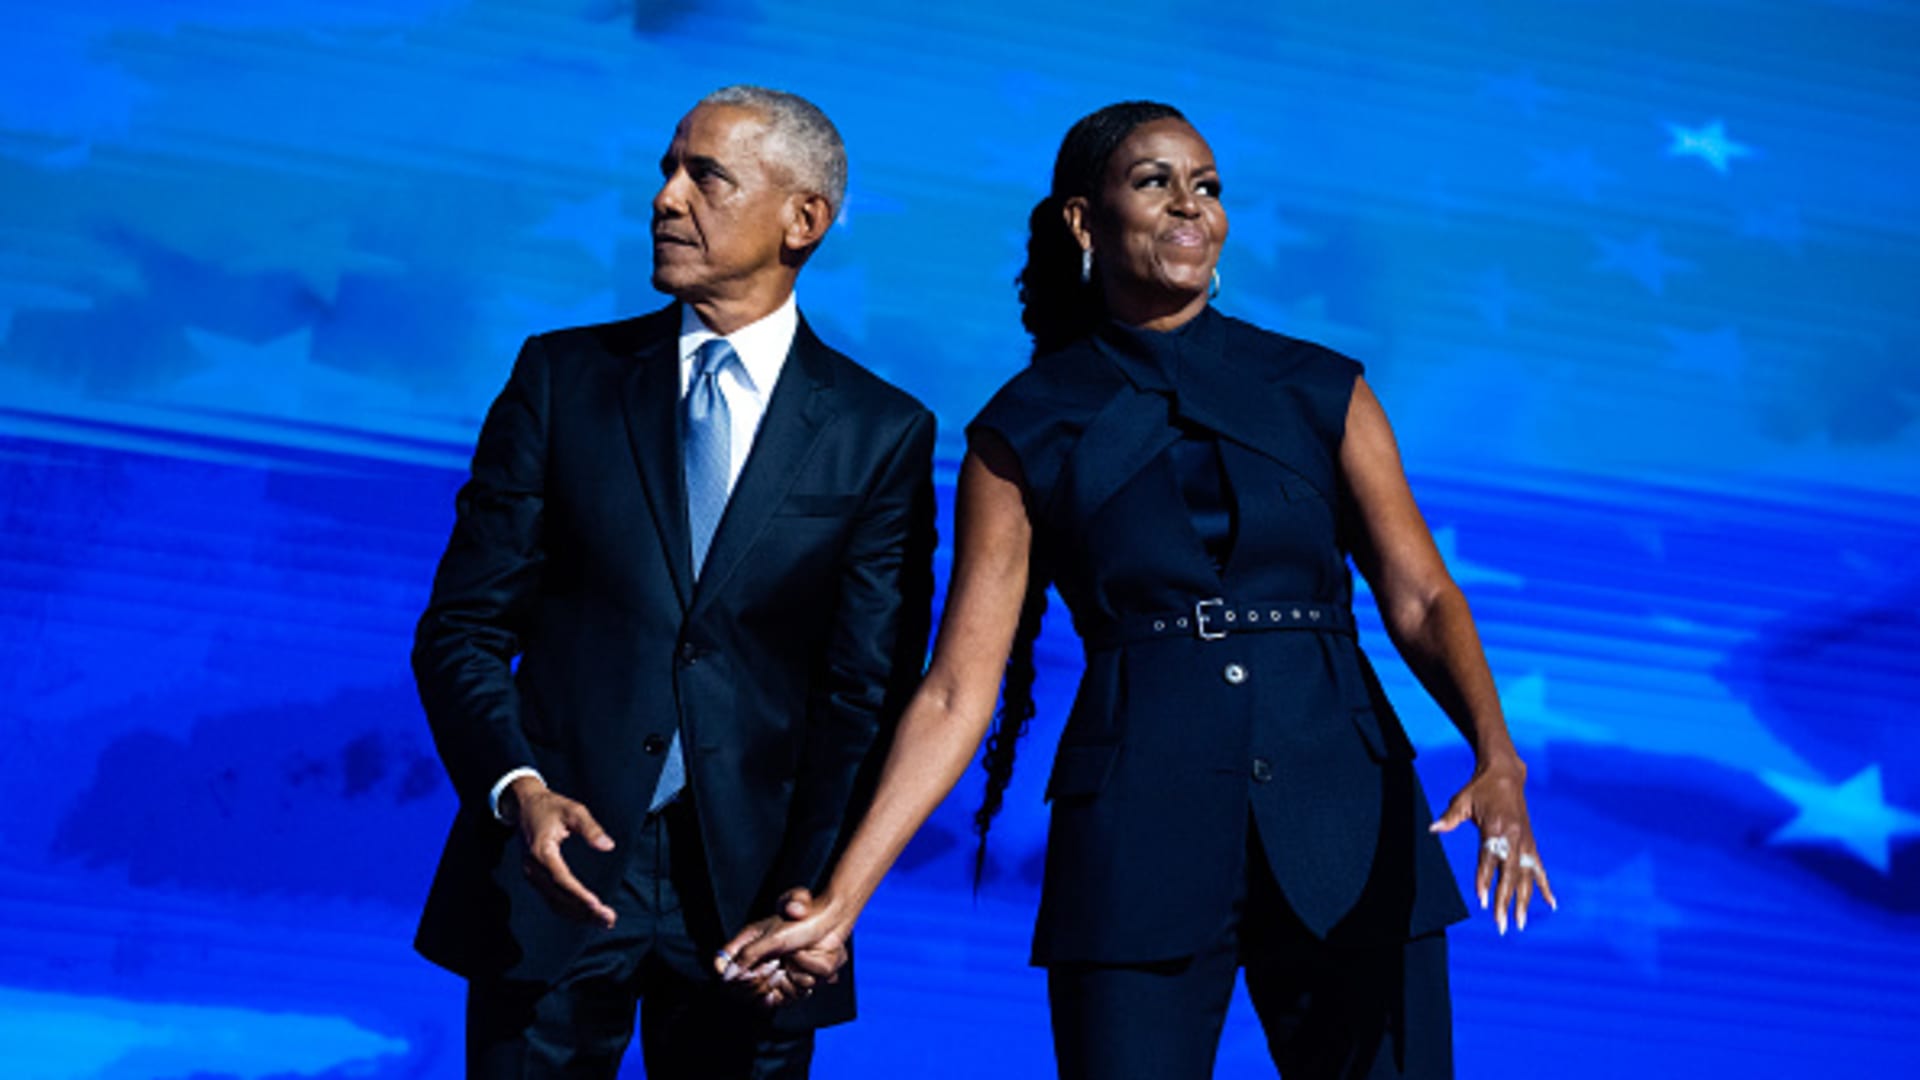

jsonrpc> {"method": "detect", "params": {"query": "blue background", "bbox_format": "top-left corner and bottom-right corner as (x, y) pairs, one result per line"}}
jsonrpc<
(4, 1), (1919, 1076)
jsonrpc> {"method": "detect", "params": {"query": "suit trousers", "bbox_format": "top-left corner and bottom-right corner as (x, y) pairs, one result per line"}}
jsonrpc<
(466, 800), (814, 1079)
(1047, 814), (1452, 1080)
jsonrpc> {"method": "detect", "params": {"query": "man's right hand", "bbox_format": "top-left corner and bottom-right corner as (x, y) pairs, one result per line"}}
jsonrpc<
(503, 775), (618, 928)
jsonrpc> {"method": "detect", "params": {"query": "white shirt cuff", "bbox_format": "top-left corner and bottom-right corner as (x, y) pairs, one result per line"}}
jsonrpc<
(490, 767), (545, 822)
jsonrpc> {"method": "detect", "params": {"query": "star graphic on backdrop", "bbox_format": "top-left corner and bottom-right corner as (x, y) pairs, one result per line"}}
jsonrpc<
(1561, 854), (1687, 977)
(179, 327), (320, 415)
(1229, 293), (1380, 357)
(1739, 203), (1805, 254)
(1592, 231), (1695, 295)
(1761, 765), (1920, 874)
(1435, 526), (1525, 588)
(1528, 147), (1618, 203)
(1665, 119), (1754, 174)
(228, 221), (402, 305)
(1501, 672), (1614, 752)
(1467, 267), (1537, 333)
(1479, 70), (1564, 118)
(533, 189), (650, 267)
(0, 283), (95, 344)
(1225, 198), (1320, 268)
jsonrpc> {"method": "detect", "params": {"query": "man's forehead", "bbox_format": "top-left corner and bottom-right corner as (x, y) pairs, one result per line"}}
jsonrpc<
(670, 103), (770, 151)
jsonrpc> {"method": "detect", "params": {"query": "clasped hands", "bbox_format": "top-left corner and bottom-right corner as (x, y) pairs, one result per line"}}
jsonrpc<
(715, 888), (851, 1008)
(507, 777), (847, 1008)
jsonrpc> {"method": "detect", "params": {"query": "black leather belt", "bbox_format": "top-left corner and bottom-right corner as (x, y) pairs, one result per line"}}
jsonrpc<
(1082, 598), (1355, 651)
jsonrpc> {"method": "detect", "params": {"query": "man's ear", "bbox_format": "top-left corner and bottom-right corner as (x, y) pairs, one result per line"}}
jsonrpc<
(1062, 196), (1093, 253)
(784, 192), (835, 254)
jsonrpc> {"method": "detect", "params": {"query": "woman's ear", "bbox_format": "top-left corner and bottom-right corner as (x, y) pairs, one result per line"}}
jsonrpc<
(1061, 195), (1092, 253)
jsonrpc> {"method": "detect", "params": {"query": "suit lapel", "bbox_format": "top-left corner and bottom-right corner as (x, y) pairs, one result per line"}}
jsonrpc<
(688, 317), (836, 613)
(621, 323), (695, 611)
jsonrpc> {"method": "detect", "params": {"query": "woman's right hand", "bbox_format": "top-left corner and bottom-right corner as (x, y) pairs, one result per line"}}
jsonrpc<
(716, 888), (857, 1007)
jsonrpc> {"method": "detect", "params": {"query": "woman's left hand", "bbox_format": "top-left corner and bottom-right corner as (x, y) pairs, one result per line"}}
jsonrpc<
(1430, 762), (1557, 934)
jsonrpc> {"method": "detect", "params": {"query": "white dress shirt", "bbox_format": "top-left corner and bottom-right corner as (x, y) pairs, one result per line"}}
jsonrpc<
(489, 294), (800, 821)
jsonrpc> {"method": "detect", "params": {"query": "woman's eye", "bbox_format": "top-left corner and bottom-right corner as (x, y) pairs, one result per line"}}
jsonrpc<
(1136, 174), (1168, 189)
(1198, 180), (1222, 197)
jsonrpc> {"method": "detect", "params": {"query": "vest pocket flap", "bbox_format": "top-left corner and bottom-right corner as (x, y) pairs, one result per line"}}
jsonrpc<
(1279, 473), (1325, 503)
(1045, 743), (1120, 801)
(1351, 707), (1416, 762)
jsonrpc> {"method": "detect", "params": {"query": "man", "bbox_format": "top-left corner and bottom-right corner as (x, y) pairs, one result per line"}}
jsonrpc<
(412, 85), (936, 1078)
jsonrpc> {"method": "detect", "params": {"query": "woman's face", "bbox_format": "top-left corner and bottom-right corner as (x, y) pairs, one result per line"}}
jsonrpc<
(1074, 118), (1228, 320)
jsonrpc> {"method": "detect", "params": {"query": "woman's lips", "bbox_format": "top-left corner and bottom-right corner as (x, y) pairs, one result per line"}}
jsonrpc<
(1163, 226), (1207, 247)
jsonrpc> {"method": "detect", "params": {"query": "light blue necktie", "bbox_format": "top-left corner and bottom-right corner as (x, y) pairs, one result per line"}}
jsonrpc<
(650, 337), (734, 813)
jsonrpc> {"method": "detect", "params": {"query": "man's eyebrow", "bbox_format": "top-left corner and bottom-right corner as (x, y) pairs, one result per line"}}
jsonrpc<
(659, 152), (729, 175)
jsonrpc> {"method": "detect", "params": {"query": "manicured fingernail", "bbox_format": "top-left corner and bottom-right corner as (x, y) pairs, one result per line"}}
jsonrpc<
(722, 962), (742, 981)
(1479, 891), (1488, 909)
(1497, 914), (1508, 936)
(1519, 909), (1528, 931)
(753, 960), (780, 977)
(1549, 897), (1559, 911)
(764, 992), (779, 1007)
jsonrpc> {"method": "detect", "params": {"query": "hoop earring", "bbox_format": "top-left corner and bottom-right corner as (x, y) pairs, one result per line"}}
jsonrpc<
(1081, 248), (1094, 285)
(1209, 267), (1221, 300)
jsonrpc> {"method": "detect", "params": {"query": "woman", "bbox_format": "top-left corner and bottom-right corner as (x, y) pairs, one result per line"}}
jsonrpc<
(724, 101), (1552, 1079)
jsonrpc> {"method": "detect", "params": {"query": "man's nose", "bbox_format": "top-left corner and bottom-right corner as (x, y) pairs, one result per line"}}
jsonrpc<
(653, 170), (688, 217)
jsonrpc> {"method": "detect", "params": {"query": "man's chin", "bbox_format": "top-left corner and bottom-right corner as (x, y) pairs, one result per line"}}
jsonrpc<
(649, 268), (696, 299)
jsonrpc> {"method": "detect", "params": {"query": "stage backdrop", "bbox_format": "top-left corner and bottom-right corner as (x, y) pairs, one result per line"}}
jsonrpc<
(4, 1), (1918, 1076)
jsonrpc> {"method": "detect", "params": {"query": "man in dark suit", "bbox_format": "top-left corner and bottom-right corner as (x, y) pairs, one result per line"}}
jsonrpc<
(411, 85), (936, 1079)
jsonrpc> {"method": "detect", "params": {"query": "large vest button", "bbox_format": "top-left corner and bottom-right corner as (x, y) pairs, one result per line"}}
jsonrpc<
(1223, 662), (1248, 685)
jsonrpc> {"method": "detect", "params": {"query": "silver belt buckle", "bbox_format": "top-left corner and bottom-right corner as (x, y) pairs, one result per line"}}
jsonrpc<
(1194, 597), (1228, 641)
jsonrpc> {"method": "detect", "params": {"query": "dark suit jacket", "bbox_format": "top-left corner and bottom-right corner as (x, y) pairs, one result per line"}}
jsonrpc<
(970, 307), (1466, 966)
(412, 302), (936, 1028)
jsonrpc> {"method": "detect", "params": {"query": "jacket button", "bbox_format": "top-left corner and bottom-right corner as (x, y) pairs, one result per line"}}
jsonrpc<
(1223, 662), (1247, 685)
(643, 735), (668, 755)
(678, 642), (700, 664)
(1251, 757), (1274, 783)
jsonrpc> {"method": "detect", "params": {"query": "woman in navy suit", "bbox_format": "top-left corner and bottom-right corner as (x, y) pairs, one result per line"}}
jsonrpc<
(728, 101), (1552, 1079)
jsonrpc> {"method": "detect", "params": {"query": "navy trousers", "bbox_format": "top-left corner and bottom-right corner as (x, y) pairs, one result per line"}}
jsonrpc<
(466, 801), (814, 1079)
(1048, 818), (1453, 1080)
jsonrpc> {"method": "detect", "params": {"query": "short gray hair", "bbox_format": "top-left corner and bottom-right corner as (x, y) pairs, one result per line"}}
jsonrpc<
(700, 85), (847, 217)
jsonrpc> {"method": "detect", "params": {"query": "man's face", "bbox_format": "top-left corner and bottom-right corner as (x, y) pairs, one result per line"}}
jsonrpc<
(650, 104), (796, 303)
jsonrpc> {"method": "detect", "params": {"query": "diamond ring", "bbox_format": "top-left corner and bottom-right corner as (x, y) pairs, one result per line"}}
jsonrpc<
(1484, 836), (1512, 861)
